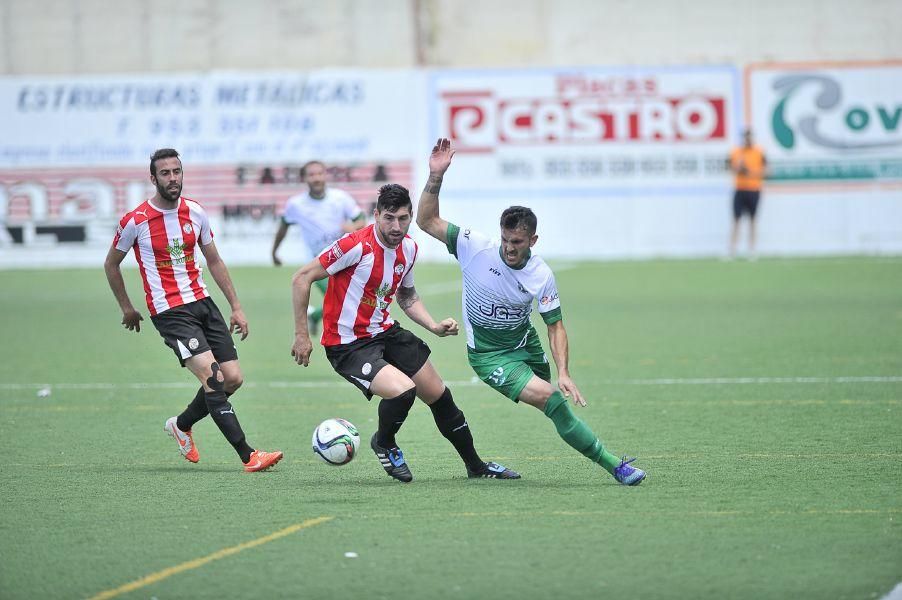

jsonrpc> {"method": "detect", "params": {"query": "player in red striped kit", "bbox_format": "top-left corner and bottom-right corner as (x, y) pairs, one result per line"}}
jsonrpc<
(104, 148), (282, 472)
(290, 183), (518, 482)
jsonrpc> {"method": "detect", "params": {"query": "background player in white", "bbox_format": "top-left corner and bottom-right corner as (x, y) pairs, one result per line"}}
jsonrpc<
(104, 148), (283, 473)
(416, 138), (646, 485)
(289, 183), (518, 482)
(271, 160), (366, 334)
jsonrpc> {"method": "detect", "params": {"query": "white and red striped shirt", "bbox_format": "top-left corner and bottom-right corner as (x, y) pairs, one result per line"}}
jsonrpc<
(112, 197), (212, 316)
(318, 224), (417, 346)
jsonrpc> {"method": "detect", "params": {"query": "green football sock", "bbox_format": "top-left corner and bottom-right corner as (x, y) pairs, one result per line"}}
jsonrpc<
(543, 391), (620, 474)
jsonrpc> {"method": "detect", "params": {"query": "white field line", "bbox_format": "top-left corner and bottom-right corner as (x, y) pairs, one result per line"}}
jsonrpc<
(1, 375), (901, 392)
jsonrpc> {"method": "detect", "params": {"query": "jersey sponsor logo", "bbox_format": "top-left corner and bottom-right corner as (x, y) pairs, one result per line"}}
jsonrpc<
(540, 293), (559, 305)
(159, 238), (191, 267)
(166, 238), (186, 259)
(361, 282), (392, 311)
(489, 268), (501, 277)
(183, 223), (193, 234)
(478, 303), (527, 320)
(135, 210), (148, 217)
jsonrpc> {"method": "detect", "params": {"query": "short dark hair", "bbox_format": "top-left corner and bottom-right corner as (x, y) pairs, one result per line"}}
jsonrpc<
(500, 206), (537, 234)
(150, 148), (180, 177)
(301, 160), (325, 177)
(376, 184), (412, 213)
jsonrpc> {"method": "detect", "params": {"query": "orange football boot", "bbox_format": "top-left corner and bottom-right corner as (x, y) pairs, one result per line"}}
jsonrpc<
(244, 449), (284, 472)
(164, 417), (199, 463)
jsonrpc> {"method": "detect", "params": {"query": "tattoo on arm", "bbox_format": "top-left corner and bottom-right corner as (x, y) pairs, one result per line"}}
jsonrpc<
(397, 286), (420, 310)
(423, 174), (443, 195)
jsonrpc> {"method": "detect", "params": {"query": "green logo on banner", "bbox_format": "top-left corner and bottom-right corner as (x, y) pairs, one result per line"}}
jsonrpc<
(771, 74), (902, 150)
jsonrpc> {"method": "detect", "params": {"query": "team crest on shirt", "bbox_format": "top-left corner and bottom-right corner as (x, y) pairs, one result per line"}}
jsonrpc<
(182, 223), (193, 235)
(394, 264), (405, 275)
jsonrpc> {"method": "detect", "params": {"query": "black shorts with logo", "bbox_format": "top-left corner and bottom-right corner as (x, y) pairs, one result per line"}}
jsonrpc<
(324, 323), (431, 399)
(733, 189), (761, 219)
(150, 297), (238, 367)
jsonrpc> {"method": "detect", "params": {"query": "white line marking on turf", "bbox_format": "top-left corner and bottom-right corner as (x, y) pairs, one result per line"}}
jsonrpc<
(2, 375), (900, 392)
(615, 376), (902, 385)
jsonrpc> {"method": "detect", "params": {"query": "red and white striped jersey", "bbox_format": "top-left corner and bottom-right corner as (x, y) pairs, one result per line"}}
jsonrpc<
(112, 197), (212, 316)
(318, 224), (417, 346)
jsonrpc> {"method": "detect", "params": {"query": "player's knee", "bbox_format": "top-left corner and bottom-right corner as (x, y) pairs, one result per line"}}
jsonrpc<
(224, 374), (244, 394)
(372, 368), (416, 399)
(205, 361), (225, 392)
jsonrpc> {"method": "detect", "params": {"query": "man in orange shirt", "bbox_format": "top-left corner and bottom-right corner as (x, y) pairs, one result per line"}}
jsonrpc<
(728, 129), (767, 259)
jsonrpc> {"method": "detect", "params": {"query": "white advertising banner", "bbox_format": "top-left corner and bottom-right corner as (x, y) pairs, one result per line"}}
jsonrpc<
(747, 61), (902, 182)
(746, 61), (902, 255)
(431, 66), (740, 194)
(423, 66), (740, 259)
(1, 70), (421, 167)
(0, 70), (424, 266)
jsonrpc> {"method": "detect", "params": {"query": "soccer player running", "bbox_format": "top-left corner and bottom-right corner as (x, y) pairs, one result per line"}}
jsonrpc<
(290, 183), (518, 482)
(271, 160), (367, 335)
(415, 138), (646, 486)
(104, 148), (283, 473)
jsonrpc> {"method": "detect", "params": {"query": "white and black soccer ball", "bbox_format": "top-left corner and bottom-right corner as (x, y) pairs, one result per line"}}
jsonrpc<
(312, 418), (361, 466)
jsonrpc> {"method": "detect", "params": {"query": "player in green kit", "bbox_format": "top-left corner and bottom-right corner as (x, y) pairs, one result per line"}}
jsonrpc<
(415, 138), (646, 485)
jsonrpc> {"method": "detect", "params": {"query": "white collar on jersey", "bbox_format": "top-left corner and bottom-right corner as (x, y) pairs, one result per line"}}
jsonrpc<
(148, 197), (182, 213)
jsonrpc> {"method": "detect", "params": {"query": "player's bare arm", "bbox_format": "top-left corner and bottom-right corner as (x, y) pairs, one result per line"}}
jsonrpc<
(342, 213), (367, 233)
(103, 246), (144, 332)
(547, 320), (586, 407)
(290, 258), (330, 366)
(271, 220), (291, 266)
(415, 138), (455, 244)
(200, 241), (249, 340)
(396, 285), (459, 338)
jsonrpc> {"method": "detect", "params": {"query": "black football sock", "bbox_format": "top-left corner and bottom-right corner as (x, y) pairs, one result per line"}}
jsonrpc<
(177, 386), (208, 432)
(429, 387), (483, 470)
(205, 389), (254, 463)
(376, 388), (417, 448)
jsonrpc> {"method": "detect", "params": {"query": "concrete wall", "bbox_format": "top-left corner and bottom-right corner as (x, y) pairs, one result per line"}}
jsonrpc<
(2, 0), (900, 74)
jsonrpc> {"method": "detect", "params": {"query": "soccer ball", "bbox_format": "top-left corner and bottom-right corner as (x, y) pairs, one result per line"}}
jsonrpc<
(312, 418), (361, 466)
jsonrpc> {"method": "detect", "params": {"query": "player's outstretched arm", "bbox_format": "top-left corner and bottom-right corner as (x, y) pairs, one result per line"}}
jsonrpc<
(271, 220), (290, 266)
(547, 320), (586, 407)
(416, 138), (455, 244)
(103, 246), (143, 332)
(342, 213), (367, 233)
(290, 258), (330, 366)
(396, 285), (459, 337)
(200, 241), (249, 340)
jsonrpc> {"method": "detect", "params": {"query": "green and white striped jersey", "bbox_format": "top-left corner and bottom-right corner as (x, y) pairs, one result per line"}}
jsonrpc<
(446, 223), (562, 352)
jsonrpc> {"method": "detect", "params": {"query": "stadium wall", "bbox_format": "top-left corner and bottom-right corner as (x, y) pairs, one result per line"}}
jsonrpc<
(0, 1), (900, 267)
